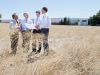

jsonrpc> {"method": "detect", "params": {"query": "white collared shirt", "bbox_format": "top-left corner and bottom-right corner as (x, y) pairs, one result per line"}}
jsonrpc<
(9, 19), (20, 29)
(21, 18), (34, 30)
(34, 16), (41, 29)
(21, 18), (33, 26)
(40, 14), (51, 28)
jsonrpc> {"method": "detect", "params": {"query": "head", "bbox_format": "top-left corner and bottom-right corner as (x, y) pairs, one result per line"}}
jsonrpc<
(12, 14), (18, 20)
(41, 7), (48, 14)
(36, 11), (40, 17)
(23, 13), (29, 19)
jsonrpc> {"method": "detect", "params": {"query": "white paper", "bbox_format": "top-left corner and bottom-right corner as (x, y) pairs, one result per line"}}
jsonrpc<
(25, 24), (36, 29)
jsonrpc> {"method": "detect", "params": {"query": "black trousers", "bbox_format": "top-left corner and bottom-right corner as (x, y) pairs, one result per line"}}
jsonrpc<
(32, 29), (42, 53)
(41, 28), (49, 52)
(32, 29), (41, 33)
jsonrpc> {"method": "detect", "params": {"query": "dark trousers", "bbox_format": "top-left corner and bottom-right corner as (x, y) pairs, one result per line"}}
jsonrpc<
(41, 28), (49, 52)
(32, 29), (42, 53)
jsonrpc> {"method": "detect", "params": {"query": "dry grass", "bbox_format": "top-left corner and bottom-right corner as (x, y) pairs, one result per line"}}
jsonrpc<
(0, 23), (100, 75)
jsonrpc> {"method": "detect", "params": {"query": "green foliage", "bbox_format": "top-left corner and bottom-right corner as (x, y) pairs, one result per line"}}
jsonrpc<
(59, 17), (70, 25)
(0, 14), (2, 23)
(88, 10), (100, 26)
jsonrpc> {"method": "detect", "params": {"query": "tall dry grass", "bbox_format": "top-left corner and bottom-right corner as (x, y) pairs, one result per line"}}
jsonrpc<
(0, 23), (100, 75)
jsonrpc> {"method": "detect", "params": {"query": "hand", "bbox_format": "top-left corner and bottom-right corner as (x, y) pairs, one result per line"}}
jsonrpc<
(35, 25), (40, 30)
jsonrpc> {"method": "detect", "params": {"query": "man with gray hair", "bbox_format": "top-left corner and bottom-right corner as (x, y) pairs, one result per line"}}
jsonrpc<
(20, 13), (33, 53)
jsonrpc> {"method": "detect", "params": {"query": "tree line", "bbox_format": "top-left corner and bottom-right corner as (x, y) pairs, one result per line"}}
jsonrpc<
(0, 10), (100, 25)
(0, 13), (2, 23)
(59, 17), (70, 25)
(88, 10), (100, 26)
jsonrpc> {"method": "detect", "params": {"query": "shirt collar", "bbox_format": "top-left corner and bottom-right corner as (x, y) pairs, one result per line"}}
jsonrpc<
(24, 18), (29, 22)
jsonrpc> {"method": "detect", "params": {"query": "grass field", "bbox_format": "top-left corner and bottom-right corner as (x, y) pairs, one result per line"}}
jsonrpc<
(0, 23), (100, 75)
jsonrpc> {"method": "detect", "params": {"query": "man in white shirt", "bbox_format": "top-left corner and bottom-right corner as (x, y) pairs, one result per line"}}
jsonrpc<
(20, 13), (33, 53)
(9, 13), (20, 55)
(32, 11), (42, 54)
(41, 7), (51, 55)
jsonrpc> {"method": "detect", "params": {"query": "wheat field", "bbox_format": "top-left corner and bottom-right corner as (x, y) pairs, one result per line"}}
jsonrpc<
(0, 23), (100, 75)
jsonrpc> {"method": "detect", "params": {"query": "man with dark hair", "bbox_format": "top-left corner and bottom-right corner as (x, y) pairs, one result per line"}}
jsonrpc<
(42, 7), (48, 12)
(9, 13), (20, 55)
(41, 7), (51, 55)
(32, 10), (42, 54)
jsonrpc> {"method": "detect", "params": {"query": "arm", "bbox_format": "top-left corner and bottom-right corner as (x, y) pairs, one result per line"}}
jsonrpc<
(47, 16), (51, 28)
(9, 22), (13, 29)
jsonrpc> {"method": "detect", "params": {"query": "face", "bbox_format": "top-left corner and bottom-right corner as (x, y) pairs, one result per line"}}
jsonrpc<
(41, 9), (45, 14)
(14, 15), (18, 20)
(23, 13), (29, 19)
(36, 13), (40, 17)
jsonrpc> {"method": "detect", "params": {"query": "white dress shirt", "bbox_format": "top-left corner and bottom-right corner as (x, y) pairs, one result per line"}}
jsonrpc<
(21, 18), (34, 30)
(40, 14), (51, 28)
(34, 16), (41, 29)
(9, 19), (20, 29)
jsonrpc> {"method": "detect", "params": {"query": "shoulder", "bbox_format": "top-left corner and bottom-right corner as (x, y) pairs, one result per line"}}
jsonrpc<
(45, 14), (50, 19)
(20, 19), (24, 24)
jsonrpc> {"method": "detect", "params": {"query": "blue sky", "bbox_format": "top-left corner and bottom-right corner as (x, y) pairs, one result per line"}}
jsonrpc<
(0, 0), (100, 19)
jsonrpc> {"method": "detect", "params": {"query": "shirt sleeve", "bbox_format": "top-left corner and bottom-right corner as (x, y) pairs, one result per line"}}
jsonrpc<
(47, 16), (51, 27)
(9, 22), (13, 29)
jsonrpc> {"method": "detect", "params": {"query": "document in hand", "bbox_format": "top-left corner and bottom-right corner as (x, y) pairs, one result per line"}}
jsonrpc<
(25, 23), (36, 29)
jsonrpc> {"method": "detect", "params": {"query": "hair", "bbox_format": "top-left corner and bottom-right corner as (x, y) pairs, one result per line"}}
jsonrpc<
(23, 13), (28, 15)
(12, 14), (16, 19)
(36, 11), (40, 14)
(42, 7), (48, 12)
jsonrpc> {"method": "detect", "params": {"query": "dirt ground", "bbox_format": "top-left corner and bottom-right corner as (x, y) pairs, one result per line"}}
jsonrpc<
(0, 23), (100, 75)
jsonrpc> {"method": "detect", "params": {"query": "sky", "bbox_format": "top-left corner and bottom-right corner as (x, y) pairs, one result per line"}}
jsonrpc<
(0, 0), (100, 19)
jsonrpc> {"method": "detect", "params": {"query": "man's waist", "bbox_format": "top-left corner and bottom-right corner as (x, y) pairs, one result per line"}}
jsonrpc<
(41, 28), (49, 29)
(40, 25), (50, 28)
(21, 29), (31, 32)
(40, 27), (50, 29)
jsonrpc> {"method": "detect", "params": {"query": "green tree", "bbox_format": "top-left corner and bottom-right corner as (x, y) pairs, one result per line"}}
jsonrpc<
(63, 17), (67, 25)
(88, 10), (100, 26)
(59, 17), (70, 25)
(96, 10), (100, 24)
(67, 18), (70, 25)
(0, 14), (2, 23)
(59, 19), (63, 25)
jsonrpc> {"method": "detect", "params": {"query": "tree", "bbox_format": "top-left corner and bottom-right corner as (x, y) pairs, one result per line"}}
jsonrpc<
(63, 17), (67, 25)
(67, 18), (70, 25)
(59, 17), (70, 25)
(88, 10), (100, 26)
(0, 14), (2, 23)
(59, 19), (63, 25)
